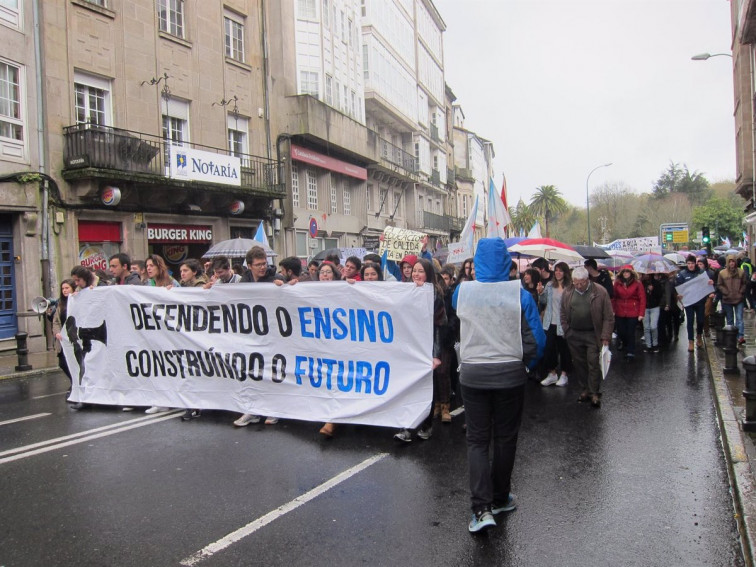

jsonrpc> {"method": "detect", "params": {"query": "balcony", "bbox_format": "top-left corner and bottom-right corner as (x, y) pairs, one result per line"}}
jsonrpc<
(62, 124), (284, 198)
(415, 210), (450, 233)
(378, 136), (417, 173)
(431, 168), (441, 187)
(430, 123), (441, 144)
(447, 167), (456, 187)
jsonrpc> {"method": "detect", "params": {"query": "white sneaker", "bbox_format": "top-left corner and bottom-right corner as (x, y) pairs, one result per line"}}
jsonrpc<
(233, 413), (261, 427)
(555, 374), (568, 387)
(145, 406), (169, 414)
(264, 417), (279, 425)
(541, 372), (558, 386)
(122, 407), (135, 412)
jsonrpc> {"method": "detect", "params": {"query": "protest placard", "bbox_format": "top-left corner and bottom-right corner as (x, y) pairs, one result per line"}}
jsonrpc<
(675, 272), (715, 307)
(378, 226), (427, 261)
(63, 282), (434, 428)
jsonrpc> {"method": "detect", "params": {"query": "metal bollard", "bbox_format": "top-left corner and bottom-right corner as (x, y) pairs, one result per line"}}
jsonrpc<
(723, 325), (740, 374)
(743, 356), (756, 431)
(14, 332), (32, 372)
(711, 311), (726, 346)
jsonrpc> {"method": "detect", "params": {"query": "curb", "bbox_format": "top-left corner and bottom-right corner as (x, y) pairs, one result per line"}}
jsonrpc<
(0, 367), (59, 381)
(705, 336), (756, 567)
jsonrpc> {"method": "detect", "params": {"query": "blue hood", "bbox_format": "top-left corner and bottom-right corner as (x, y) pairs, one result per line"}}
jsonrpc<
(473, 238), (511, 282)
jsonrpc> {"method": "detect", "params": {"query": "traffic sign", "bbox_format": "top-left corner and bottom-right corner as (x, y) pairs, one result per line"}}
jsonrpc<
(309, 217), (318, 238)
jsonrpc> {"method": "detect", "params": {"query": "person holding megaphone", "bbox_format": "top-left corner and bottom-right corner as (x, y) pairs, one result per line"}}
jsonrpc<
(51, 279), (77, 405)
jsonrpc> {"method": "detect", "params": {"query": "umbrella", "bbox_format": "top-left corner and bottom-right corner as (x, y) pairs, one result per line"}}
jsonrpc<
(202, 238), (276, 259)
(664, 252), (687, 265)
(508, 238), (584, 262)
(629, 253), (678, 274)
(573, 245), (610, 259)
(311, 247), (343, 262)
(707, 259), (721, 269)
(598, 256), (630, 271)
(714, 245), (729, 251)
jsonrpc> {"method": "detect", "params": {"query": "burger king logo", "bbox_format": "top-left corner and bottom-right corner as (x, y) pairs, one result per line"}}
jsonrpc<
(100, 186), (121, 207)
(78, 245), (108, 271)
(229, 200), (245, 215)
(164, 245), (189, 264)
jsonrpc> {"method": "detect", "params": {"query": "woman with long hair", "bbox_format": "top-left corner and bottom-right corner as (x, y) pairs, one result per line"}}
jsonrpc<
(145, 255), (178, 414)
(360, 262), (383, 281)
(178, 258), (208, 288)
(642, 272), (666, 353)
(51, 279), (77, 404)
(538, 262), (573, 387)
(613, 265), (646, 359)
(521, 268), (541, 305)
(394, 258), (447, 443)
(145, 254), (179, 288)
(459, 258), (474, 282)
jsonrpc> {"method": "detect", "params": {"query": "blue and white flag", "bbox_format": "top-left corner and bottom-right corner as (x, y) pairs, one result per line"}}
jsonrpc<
(253, 221), (270, 248)
(527, 221), (542, 239)
(448, 195), (479, 263)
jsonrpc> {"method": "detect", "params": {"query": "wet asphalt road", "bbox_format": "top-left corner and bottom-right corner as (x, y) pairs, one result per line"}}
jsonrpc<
(0, 338), (745, 567)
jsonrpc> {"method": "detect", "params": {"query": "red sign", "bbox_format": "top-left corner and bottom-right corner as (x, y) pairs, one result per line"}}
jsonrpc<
(309, 218), (318, 238)
(291, 144), (367, 180)
(147, 224), (213, 243)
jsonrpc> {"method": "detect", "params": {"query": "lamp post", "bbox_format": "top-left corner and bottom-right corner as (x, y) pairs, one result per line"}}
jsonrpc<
(586, 163), (612, 245)
(691, 52), (733, 60)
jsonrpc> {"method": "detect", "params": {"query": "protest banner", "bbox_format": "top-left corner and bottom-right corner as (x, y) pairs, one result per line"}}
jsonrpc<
(675, 272), (715, 307)
(379, 226), (427, 262)
(63, 282), (434, 428)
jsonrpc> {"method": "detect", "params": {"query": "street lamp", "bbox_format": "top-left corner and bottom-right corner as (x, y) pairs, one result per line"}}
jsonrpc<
(691, 52), (733, 60)
(586, 163), (612, 245)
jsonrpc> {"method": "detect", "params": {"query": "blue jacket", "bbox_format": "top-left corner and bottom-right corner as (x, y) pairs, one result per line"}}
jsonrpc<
(452, 238), (545, 388)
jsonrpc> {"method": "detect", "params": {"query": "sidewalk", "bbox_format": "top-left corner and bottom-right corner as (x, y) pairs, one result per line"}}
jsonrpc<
(0, 348), (59, 380)
(706, 311), (756, 567)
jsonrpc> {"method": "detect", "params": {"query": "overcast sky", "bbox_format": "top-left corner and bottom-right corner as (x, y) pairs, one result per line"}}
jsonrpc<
(434, 0), (735, 208)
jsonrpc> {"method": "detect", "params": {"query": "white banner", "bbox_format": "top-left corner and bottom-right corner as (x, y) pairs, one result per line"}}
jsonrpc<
(605, 236), (659, 252)
(169, 146), (242, 186)
(64, 283), (434, 428)
(675, 272), (715, 307)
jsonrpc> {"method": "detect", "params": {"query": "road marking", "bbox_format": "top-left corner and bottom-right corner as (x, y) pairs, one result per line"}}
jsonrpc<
(32, 392), (69, 399)
(0, 413), (51, 427)
(0, 410), (183, 464)
(180, 452), (388, 566)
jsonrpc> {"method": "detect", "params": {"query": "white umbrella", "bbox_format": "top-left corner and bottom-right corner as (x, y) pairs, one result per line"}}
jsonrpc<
(202, 238), (276, 259)
(664, 252), (687, 265)
(508, 238), (584, 262)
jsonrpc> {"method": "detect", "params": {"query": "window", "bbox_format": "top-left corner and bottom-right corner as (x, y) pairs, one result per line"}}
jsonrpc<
(341, 10), (346, 42)
(158, 0), (184, 38)
(417, 195), (423, 212)
(0, 0), (20, 27)
(325, 75), (333, 105)
(162, 98), (189, 165)
(298, 0), (316, 19)
(224, 14), (245, 62)
(436, 200), (441, 214)
(334, 80), (340, 108)
(306, 169), (318, 210)
(300, 70), (319, 98)
(366, 184), (372, 212)
(74, 72), (111, 126)
(351, 90), (356, 117)
(0, 61), (23, 141)
(362, 45), (369, 80)
(361, 0), (366, 17)
(393, 192), (401, 217)
(291, 167), (300, 208)
(379, 189), (387, 214)
(348, 18), (353, 47)
(227, 114), (248, 162)
(322, 0), (329, 28)
(343, 185), (351, 215)
(329, 175), (337, 213)
(296, 231), (308, 257)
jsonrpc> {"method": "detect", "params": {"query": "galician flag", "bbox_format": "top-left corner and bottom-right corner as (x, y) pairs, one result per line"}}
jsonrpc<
(527, 221), (542, 239)
(253, 221), (270, 248)
(486, 177), (511, 238)
(447, 195), (478, 263)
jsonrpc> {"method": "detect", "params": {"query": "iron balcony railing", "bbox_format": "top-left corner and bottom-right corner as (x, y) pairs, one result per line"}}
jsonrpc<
(430, 123), (441, 143)
(62, 123), (280, 192)
(415, 210), (450, 232)
(379, 136), (417, 173)
(431, 168), (441, 187)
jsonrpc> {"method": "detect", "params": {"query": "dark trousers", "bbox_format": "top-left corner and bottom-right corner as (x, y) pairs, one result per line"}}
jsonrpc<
(684, 300), (706, 340)
(566, 330), (602, 395)
(543, 324), (572, 374)
(615, 316), (638, 355)
(461, 383), (525, 513)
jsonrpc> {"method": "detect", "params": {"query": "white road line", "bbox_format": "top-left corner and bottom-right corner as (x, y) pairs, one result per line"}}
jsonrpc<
(180, 452), (389, 566)
(32, 392), (69, 399)
(0, 413), (51, 427)
(0, 410), (183, 463)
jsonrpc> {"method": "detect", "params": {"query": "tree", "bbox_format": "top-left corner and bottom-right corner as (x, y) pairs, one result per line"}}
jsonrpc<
(529, 185), (567, 238)
(652, 162), (711, 206)
(510, 199), (536, 236)
(589, 182), (643, 242)
(691, 197), (745, 245)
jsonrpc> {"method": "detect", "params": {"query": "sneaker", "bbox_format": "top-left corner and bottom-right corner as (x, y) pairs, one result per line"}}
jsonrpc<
(492, 493), (517, 515)
(739, 338), (746, 345)
(393, 429), (412, 443)
(555, 374), (568, 387)
(70, 402), (86, 410)
(652, 346), (660, 353)
(625, 353), (635, 359)
(468, 509), (497, 533)
(122, 407), (135, 412)
(417, 426), (432, 440)
(233, 413), (261, 427)
(265, 417), (279, 425)
(181, 409), (200, 421)
(540, 372), (558, 386)
(145, 406), (169, 414)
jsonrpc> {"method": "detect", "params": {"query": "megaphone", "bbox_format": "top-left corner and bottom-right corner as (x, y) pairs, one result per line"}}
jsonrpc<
(31, 296), (50, 314)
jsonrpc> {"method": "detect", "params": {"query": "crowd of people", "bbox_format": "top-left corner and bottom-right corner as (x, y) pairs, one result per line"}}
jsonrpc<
(48, 241), (756, 532)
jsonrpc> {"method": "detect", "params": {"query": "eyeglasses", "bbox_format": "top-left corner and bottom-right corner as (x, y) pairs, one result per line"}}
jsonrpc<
(251, 262), (268, 268)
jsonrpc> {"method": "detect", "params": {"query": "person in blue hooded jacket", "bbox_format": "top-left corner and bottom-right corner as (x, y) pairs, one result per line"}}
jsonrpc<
(452, 238), (546, 534)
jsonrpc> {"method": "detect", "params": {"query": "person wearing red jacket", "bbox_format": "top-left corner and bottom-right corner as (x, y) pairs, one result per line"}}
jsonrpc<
(612, 265), (646, 359)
